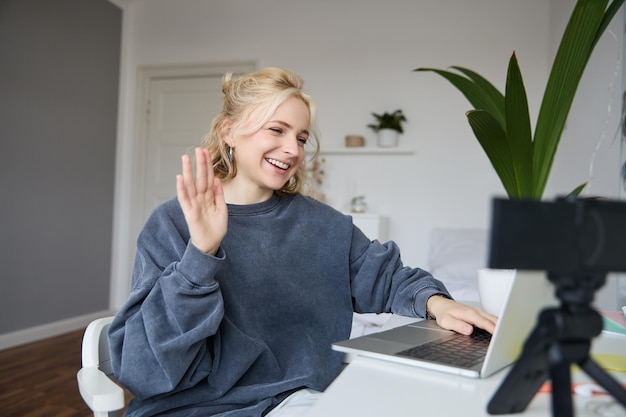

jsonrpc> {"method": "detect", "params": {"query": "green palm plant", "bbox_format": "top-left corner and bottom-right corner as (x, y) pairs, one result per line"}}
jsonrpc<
(416, 0), (623, 199)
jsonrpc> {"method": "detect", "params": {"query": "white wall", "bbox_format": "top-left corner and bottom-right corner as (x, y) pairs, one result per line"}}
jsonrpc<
(112, 0), (624, 307)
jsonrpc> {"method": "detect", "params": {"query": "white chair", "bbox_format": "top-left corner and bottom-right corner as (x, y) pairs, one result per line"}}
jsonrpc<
(77, 316), (125, 417)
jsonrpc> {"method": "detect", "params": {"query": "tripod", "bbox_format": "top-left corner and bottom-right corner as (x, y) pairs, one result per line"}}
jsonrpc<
(487, 273), (626, 416)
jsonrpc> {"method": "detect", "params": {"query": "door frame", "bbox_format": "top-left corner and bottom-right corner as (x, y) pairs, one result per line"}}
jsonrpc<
(110, 61), (257, 309)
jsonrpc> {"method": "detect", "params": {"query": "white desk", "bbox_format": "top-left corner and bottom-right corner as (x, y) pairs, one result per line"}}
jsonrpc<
(306, 332), (626, 417)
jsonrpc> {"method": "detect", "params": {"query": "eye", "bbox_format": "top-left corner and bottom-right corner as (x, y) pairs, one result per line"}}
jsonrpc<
(269, 127), (283, 134)
(297, 136), (308, 145)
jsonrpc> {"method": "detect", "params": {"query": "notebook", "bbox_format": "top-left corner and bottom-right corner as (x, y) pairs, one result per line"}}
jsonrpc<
(333, 270), (558, 378)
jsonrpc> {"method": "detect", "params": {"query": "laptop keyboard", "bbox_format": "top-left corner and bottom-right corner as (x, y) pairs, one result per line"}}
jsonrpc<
(396, 327), (492, 368)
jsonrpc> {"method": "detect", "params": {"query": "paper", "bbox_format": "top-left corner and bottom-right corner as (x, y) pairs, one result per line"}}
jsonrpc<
(591, 354), (626, 373)
(602, 310), (626, 335)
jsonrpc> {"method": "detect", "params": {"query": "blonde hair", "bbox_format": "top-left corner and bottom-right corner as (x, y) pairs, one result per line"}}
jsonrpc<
(201, 67), (320, 195)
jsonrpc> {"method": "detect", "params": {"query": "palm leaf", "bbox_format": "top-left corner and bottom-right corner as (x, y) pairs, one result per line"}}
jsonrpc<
(533, 0), (611, 197)
(593, 0), (624, 49)
(449, 66), (506, 127)
(466, 110), (519, 197)
(504, 52), (535, 197)
(417, 0), (622, 199)
(414, 68), (506, 129)
(567, 182), (589, 198)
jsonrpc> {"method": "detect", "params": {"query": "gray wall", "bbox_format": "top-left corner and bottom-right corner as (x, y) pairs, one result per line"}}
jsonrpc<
(0, 0), (121, 333)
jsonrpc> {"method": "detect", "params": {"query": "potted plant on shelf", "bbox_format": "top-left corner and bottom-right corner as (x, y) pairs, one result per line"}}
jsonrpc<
(415, 0), (623, 200)
(367, 109), (407, 147)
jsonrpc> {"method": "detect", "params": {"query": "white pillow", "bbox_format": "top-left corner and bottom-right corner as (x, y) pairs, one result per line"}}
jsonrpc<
(428, 228), (488, 303)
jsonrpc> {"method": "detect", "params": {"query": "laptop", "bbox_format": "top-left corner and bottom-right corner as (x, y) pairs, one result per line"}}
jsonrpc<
(333, 270), (558, 378)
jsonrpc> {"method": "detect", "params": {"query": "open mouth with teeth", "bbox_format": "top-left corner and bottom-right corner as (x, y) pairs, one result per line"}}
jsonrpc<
(266, 158), (290, 171)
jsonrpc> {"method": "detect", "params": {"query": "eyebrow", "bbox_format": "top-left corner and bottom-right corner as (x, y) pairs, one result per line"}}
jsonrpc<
(270, 120), (310, 136)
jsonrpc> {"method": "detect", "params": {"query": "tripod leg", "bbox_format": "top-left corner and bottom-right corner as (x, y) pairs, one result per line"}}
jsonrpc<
(487, 325), (550, 414)
(487, 359), (548, 414)
(580, 357), (626, 407)
(549, 354), (573, 417)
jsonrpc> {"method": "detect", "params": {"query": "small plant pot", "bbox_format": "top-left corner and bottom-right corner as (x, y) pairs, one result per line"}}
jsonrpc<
(377, 129), (399, 147)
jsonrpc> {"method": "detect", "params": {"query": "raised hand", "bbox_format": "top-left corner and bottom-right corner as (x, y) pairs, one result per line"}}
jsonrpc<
(176, 147), (228, 255)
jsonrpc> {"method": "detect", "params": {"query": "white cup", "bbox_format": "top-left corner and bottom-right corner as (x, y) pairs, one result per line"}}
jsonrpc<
(477, 268), (515, 316)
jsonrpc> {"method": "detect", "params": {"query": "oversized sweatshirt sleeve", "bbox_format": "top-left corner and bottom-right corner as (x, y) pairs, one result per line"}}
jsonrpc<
(348, 225), (451, 318)
(108, 201), (226, 399)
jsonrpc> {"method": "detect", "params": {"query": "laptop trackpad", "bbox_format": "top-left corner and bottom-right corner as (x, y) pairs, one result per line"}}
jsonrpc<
(369, 325), (450, 345)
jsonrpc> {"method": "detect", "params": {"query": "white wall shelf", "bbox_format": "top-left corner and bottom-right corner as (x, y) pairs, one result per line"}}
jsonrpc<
(320, 147), (414, 155)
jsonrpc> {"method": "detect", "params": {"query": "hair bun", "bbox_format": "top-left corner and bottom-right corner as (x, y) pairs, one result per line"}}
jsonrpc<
(222, 72), (234, 95)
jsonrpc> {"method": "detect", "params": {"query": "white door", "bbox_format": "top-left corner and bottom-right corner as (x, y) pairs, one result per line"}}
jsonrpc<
(143, 76), (223, 221)
(113, 63), (256, 308)
(136, 63), (255, 228)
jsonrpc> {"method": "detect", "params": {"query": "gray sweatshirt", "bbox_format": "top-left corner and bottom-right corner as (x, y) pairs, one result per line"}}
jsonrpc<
(109, 193), (449, 416)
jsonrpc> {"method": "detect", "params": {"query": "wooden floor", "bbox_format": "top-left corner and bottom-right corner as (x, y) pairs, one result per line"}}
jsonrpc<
(0, 328), (131, 417)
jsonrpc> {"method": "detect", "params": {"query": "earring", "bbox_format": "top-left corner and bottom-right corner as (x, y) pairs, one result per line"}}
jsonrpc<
(228, 146), (234, 161)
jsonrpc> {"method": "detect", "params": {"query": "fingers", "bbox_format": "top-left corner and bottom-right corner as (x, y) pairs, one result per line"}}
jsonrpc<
(194, 147), (211, 194)
(436, 302), (498, 336)
(465, 310), (498, 335)
(176, 154), (193, 206)
(176, 148), (228, 255)
(471, 311), (497, 334)
(177, 148), (214, 203)
(182, 153), (196, 199)
(441, 318), (474, 336)
(176, 173), (186, 204)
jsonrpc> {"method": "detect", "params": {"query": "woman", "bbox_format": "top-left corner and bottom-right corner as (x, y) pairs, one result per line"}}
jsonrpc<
(109, 67), (497, 417)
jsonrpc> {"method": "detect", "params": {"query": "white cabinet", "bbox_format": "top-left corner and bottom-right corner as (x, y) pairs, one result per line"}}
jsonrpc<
(349, 213), (387, 241)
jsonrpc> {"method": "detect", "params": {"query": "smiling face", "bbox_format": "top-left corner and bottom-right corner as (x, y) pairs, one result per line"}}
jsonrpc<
(223, 95), (311, 204)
